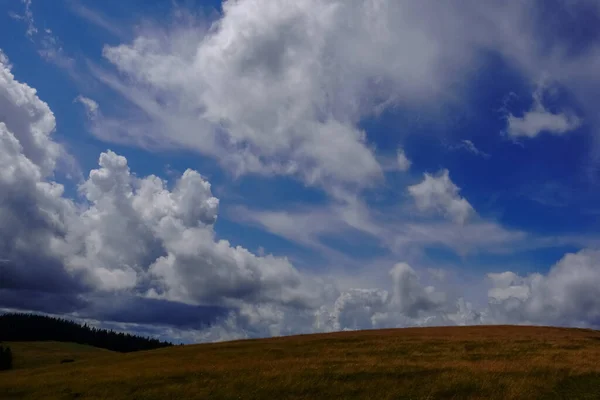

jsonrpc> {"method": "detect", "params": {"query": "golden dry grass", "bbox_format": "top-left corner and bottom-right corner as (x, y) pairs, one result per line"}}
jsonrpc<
(2, 325), (600, 399)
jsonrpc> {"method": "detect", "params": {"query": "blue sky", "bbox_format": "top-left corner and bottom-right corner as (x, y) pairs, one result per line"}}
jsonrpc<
(1, 0), (600, 342)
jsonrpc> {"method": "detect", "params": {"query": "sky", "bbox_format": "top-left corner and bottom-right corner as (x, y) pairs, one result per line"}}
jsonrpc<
(1, 0), (600, 343)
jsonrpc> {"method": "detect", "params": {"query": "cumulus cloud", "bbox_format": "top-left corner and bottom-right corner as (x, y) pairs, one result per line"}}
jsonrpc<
(408, 169), (474, 224)
(0, 56), (321, 332)
(0, 59), (62, 175)
(193, 261), (482, 340)
(0, 50), (11, 70)
(0, 58), (81, 296)
(60, 150), (321, 308)
(315, 262), (480, 333)
(506, 80), (582, 138)
(487, 249), (600, 327)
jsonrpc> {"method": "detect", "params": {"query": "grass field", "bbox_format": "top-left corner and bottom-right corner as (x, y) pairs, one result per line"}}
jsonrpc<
(3, 342), (115, 371)
(2, 325), (600, 399)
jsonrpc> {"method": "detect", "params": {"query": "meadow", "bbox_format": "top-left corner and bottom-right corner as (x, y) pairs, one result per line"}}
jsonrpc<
(2, 325), (600, 399)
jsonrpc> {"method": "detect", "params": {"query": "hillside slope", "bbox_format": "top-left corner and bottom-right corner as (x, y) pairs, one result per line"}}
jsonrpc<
(1, 325), (600, 399)
(2, 341), (117, 370)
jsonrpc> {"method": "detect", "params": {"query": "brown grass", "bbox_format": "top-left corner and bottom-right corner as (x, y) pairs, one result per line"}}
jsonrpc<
(4, 341), (115, 370)
(2, 325), (600, 399)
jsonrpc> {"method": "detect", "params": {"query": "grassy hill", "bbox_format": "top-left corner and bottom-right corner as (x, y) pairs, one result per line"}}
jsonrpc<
(2, 325), (600, 399)
(2, 341), (116, 370)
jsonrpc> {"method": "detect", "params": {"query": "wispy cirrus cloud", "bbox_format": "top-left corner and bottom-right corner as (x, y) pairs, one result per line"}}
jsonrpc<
(8, 0), (37, 39)
(449, 140), (490, 158)
(66, 1), (128, 39)
(10, 0), (76, 72)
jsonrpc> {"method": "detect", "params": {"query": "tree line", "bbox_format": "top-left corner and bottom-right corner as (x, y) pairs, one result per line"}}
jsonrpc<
(0, 313), (173, 353)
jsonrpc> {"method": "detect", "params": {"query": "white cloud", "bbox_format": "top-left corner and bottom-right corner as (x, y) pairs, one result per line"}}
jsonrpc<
(22, 0), (36, 37)
(451, 140), (490, 158)
(408, 169), (474, 224)
(11, 1), (77, 74)
(315, 262), (480, 333)
(63, 150), (324, 309)
(91, 0), (523, 192)
(487, 249), (600, 327)
(25, 246), (600, 340)
(508, 108), (581, 138)
(4, 64), (600, 339)
(70, 0), (600, 198)
(506, 80), (582, 138)
(96, 3), (384, 190)
(507, 110), (581, 138)
(0, 61), (78, 295)
(0, 55), (321, 316)
(396, 148), (412, 171)
(237, 189), (528, 261)
(67, 1), (126, 39)
(233, 196), (384, 260)
(75, 96), (99, 119)
(386, 221), (529, 259)
(0, 57), (62, 176)
(0, 50), (11, 70)
(389, 262), (446, 317)
(83, 0), (600, 187)
(2, 59), (489, 338)
(232, 206), (343, 251)
(37, 31), (76, 70)
(328, 289), (389, 331)
(6, 2), (600, 342)
(9, 0), (37, 39)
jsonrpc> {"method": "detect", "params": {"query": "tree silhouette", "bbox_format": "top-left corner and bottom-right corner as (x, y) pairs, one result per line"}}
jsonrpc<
(0, 313), (173, 353)
(0, 345), (12, 370)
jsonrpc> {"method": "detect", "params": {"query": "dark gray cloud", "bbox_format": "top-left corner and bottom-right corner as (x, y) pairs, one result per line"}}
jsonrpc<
(0, 289), (85, 314)
(80, 295), (230, 329)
